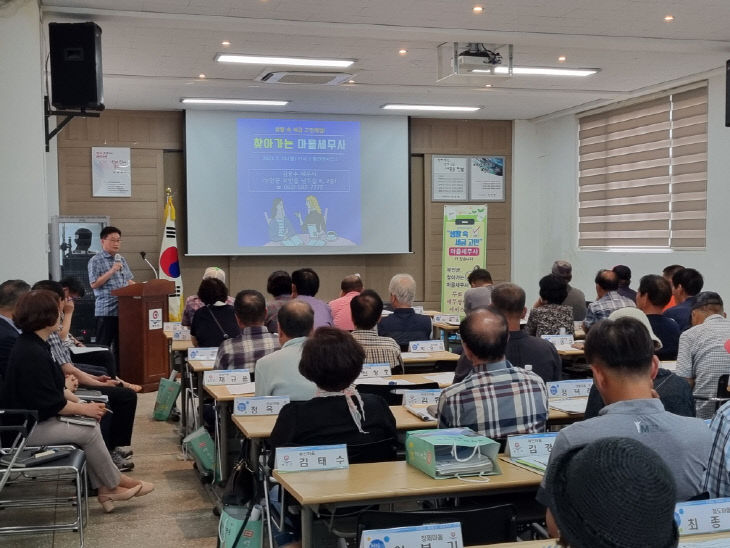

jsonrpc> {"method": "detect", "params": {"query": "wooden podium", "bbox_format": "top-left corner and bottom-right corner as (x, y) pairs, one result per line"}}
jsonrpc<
(112, 279), (175, 392)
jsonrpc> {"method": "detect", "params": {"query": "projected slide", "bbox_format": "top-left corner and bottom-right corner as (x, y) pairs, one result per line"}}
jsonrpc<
(237, 118), (361, 247)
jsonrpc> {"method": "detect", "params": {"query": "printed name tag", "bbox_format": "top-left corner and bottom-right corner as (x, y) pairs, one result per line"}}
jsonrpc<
(541, 334), (575, 347)
(402, 389), (442, 406)
(409, 340), (445, 353)
(203, 369), (251, 386)
(358, 363), (392, 378)
(507, 433), (558, 458)
(359, 522), (463, 548)
(234, 396), (289, 416)
(413, 306), (425, 314)
(188, 347), (218, 361)
(276, 444), (349, 472)
(675, 498), (730, 535)
(164, 322), (181, 332)
(434, 314), (460, 324)
(547, 379), (593, 399)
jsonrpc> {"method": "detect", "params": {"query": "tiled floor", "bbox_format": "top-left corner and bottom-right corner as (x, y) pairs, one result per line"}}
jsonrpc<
(0, 392), (219, 547)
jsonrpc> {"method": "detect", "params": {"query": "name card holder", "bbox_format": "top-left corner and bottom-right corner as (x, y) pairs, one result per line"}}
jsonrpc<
(402, 389), (442, 406)
(234, 396), (290, 416)
(359, 522), (463, 548)
(434, 314), (460, 324)
(358, 363), (392, 378)
(203, 369), (251, 386)
(507, 433), (558, 458)
(409, 340), (445, 353)
(413, 306), (425, 314)
(188, 347), (218, 361)
(541, 334), (575, 348)
(276, 444), (349, 472)
(547, 379), (593, 399)
(173, 327), (191, 341)
(675, 498), (730, 535)
(164, 322), (181, 332)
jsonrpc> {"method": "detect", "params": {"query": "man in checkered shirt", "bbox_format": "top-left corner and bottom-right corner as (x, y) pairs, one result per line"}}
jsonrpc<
(436, 307), (547, 439)
(677, 291), (730, 419)
(583, 269), (635, 331)
(350, 289), (404, 372)
(214, 289), (280, 371)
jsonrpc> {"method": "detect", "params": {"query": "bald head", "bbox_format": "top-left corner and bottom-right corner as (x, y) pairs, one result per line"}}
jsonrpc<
(340, 274), (363, 294)
(278, 300), (314, 339)
(459, 308), (509, 363)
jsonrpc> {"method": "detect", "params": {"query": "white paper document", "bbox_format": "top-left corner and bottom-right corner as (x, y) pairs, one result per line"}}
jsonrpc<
(401, 352), (432, 359)
(69, 346), (107, 355)
(549, 399), (588, 414)
(353, 377), (414, 386)
(226, 382), (256, 395)
(424, 372), (456, 386)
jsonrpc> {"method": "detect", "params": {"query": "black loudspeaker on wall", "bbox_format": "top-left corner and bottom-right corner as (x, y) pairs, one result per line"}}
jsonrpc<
(726, 60), (730, 127)
(49, 22), (104, 111)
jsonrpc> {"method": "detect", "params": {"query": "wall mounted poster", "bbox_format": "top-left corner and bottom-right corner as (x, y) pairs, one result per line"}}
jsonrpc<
(432, 155), (505, 203)
(92, 147), (131, 197)
(432, 156), (468, 201)
(441, 204), (487, 315)
(470, 156), (505, 200)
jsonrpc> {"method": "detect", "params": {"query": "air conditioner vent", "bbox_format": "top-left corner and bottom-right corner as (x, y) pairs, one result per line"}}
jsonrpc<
(255, 71), (352, 85)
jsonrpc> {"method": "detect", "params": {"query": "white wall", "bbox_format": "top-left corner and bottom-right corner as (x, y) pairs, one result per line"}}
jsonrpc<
(512, 74), (730, 305)
(0, 0), (50, 282)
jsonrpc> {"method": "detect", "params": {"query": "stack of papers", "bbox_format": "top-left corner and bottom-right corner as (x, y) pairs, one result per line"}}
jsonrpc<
(549, 398), (588, 414)
(401, 352), (432, 359)
(227, 382), (255, 395)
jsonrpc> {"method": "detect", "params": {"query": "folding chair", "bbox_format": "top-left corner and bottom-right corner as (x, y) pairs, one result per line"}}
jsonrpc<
(694, 374), (730, 414)
(0, 409), (88, 547)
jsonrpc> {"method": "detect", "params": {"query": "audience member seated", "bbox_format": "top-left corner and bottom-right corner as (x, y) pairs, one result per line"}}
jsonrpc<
(527, 274), (574, 338)
(191, 278), (240, 347)
(463, 268), (494, 314)
(537, 316), (711, 525)
(264, 270), (292, 334)
(329, 274), (363, 331)
(551, 260), (586, 322)
(437, 307), (547, 439)
(455, 283), (562, 384)
(291, 267), (333, 328)
(662, 263), (684, 311)
(0, 279), (30, 378)
(269, 326), (396, 452)
(584, 307), (694, 419)
(583, 269), (635, 331)
(215, 289), (279, 371)
(350, 289), (404, 371)
(181, 266), (234, 327)
(612, 264), (637, 302)
(636, 274), (680, 360)
(255, 301), (317, 400)
(33, 280), (139, 471)
(545, 437), (679, 548)
(664, 267), (704, 332)
(378, 273), (432, 351)
(677, 291), (730, 419)
(0, 290), (153, 512)
(704, 400), (730, 498)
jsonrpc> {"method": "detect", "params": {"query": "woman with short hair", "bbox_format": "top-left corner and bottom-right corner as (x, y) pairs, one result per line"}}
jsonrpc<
(527, 274), (574, 338)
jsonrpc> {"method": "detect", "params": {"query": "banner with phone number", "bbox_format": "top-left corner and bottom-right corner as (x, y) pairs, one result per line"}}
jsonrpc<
(441, 205), (487, 316)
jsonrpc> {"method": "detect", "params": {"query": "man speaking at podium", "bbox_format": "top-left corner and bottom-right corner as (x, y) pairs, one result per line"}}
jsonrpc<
(88, 226), (135, 372)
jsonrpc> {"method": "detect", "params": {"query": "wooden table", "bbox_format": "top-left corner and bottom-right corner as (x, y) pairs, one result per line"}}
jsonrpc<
(204, 382), (253, 482)
(274, 458), (541, 548)
(402, 350), (460, 366)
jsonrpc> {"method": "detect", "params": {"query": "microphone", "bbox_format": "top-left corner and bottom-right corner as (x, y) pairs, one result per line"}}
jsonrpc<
(114, 253), (121, 263)
(140, 251), (159, 279)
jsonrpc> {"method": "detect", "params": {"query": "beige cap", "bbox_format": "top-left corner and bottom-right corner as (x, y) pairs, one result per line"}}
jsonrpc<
(203, 267), (225, 283)
(607, 307), (662, 350)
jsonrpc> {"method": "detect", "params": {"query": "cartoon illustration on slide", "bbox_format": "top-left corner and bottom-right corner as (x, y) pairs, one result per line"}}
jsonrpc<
(264, 198), (302, 246)
(295, 195), (328, 246)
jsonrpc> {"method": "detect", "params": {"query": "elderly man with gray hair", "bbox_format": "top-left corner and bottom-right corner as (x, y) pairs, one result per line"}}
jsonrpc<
(377, 273), (432, 351)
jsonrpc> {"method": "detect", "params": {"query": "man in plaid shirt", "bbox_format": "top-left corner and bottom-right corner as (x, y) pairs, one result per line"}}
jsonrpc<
(214, 290), (279, 371)
(583, 269), (635, 331)
(437, 306), (547, 439)
(350, 289), (404, 371)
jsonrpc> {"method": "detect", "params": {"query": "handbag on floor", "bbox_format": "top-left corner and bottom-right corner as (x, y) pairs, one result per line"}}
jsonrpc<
(153, 373), (181, 421)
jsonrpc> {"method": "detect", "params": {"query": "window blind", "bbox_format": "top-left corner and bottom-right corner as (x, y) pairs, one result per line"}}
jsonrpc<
(578, 84), (707, 249)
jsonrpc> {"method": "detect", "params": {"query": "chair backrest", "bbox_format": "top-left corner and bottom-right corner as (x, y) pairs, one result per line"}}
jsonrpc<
(358, 382), (439, 405)
(356, 504), (517, 545)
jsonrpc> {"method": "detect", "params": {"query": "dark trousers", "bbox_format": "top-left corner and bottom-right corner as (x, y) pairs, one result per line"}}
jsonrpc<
(72, 347), (117, 378)
(92, 384), (137, 449)
(95, 316), (120, 375)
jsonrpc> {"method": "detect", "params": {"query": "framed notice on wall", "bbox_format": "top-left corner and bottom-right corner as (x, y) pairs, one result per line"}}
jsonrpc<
(92, 147), (131, 197)
(432, 155), (505, 202)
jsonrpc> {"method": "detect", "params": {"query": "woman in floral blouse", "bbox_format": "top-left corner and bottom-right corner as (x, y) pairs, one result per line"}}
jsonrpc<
(527, 274), (574, 338)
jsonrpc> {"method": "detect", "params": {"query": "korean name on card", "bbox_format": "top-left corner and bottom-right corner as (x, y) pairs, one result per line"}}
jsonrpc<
(203, 369), (251, 386)
(675, 498), (730, 535)
(541, 334), (575, 348)
(359, 522), (463, 548)
(507, 433), (558, 458)
(434, 314), (460, 324)
(402, 389), (442, 406)
(408, 340), (445, 353)
(547, 379), (593, 399)
(358, 363), (392, 378)
(275, 444), (349, 472)
(413, 306), (425, 314)
(234, 396), (289, 416)
(188, 347), (218, 361)
(163, 322), (180, 332)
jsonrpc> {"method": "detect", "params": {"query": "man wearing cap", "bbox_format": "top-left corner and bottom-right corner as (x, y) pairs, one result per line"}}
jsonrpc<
(181, 267), (235, 327)
(664, 267), (705, 332)
(677, 291), (730, 419)
(612, 264), (637, 302)
(583, 269), (635, 331)
(551, 260), (586, 321)
(329, 274), (363, 331)
(537, 316), (711, 536)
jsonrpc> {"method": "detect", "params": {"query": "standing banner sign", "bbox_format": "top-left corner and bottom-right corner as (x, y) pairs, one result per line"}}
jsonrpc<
(441, 205), (487, 316)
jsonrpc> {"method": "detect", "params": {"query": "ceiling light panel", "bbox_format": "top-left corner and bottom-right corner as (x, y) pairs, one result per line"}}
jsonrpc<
(216, 54), (354, 68)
